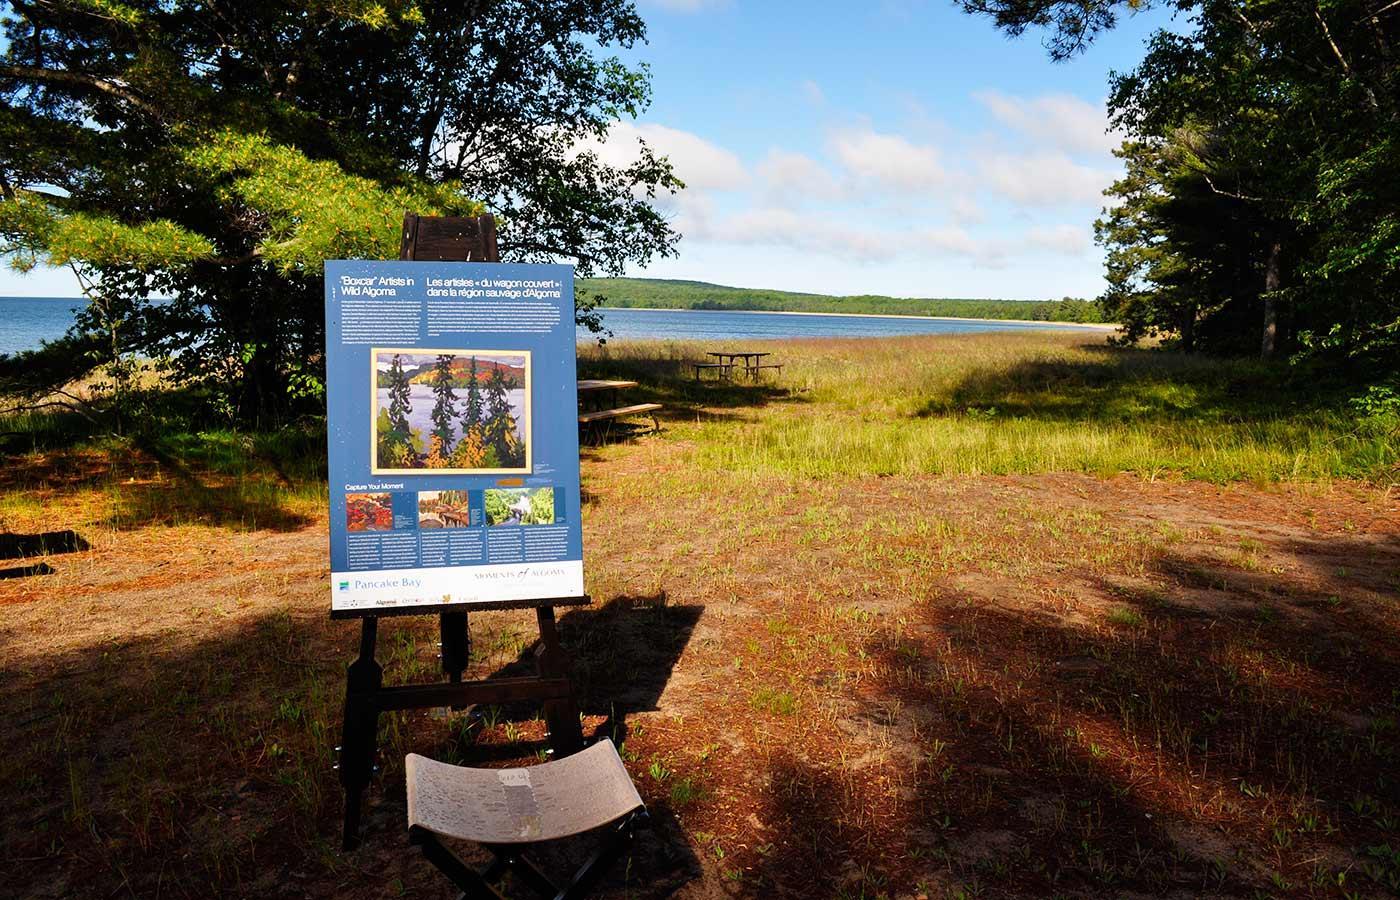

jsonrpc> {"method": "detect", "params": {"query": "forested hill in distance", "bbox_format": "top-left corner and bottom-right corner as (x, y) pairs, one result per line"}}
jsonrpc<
(578, 278), (1108, 324)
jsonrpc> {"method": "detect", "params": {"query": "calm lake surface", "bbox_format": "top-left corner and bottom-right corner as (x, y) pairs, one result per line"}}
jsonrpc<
(0, 297), (86, 356)
(0, 296), (1104, 356)
(589, 307), (1103, 341)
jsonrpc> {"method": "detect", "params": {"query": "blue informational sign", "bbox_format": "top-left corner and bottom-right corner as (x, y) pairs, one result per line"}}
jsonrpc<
(324, 260), (584, 615)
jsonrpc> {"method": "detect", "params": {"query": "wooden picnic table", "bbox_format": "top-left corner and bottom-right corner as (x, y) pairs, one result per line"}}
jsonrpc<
(703, 351), (781, 380)
(707, 351), (770, 366)
(576, 378), (660, 432)
(576, 379), (638, 412)
(577, 379), (639, 392)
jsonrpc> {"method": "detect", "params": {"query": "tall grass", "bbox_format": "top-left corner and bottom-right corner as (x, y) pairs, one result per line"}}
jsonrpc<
(0, 415), (327, 531)
(580, 332), (1398, 484)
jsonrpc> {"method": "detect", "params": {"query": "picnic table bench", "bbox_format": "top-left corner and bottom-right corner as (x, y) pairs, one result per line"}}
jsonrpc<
(694, 351), (783, 381)
(691, 362), (734, 380)
(577, 379), (661, 432)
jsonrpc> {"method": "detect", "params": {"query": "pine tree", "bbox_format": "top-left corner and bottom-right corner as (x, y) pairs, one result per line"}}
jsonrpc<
(483, 366), (521, 466)
(485, 366), (512, 422)
(0, 3), (681, 422)
(387, 354), (412, 435)
(429, 354), (458, 453)
(462, 356), (484, 431)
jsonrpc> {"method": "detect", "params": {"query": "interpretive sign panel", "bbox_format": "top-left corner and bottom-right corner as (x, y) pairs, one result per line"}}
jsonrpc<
(325, 260), (583, 615)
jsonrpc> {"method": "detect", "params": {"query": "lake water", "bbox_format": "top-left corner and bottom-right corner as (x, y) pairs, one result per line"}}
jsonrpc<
(0, 296), (1104, 356)
(0, 297), (86, 356)
(590, 306), (1104, 341)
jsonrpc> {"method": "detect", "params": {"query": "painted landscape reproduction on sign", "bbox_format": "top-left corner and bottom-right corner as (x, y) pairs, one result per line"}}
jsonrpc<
(372, 349), (529, 473)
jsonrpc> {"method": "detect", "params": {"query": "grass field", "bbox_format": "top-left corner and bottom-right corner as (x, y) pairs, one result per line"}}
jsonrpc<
(582, 332), (1398, 483)
(2, 332), (1397, 898)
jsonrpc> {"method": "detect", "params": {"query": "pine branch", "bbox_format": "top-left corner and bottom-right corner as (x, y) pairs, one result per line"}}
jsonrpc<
(0, 64), (161, 115)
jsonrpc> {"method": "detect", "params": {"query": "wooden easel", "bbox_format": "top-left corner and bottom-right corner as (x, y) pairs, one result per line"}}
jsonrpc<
(337, 213), (588, 850)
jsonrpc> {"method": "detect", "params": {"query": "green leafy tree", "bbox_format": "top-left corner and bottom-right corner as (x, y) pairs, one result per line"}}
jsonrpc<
(0, 0), (681, 423)
(961, 0), (1400, 370)
(1096, 135), (1270, 353)
(428, 353), (457, 453)
(377, 407), (418, 468)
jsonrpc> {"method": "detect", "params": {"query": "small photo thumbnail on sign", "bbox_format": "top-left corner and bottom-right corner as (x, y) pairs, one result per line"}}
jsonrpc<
(484, 487), (554, 527)
(417, 490), (471, 529)
(345, 492), (393, 532)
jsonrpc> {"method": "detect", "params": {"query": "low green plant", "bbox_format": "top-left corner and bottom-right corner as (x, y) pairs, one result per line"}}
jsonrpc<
(1108, 607), (1145, 627)
(669, 776), (705, 808)
(749, 687), (797, 716)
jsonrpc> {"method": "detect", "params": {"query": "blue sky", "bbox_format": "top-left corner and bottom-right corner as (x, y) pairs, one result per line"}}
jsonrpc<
(606, 0), (1175, 299)
(2, 0), (1174, 300)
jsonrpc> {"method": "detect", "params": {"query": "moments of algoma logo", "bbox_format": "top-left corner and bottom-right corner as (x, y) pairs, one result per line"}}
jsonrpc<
(472, 566), (567, 581)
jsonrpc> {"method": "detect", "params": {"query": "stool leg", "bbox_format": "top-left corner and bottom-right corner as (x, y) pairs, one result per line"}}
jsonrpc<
(555, 813), (642, 900)
(413, 830), (508, 900)
(484, 845), (559, 897)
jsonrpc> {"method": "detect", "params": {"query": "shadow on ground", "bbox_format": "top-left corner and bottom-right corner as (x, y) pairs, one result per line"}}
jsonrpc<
(412, 596), (709, 897)
(919, 341), (1348, 425)
(0, 430), (320, 533)
(0, 593), (709, 899)
(743, 531), (1400, 897)
(0, 529), (87, 580)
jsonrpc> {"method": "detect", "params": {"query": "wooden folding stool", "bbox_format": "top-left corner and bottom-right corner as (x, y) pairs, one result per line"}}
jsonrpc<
(407, 740), (648, 900)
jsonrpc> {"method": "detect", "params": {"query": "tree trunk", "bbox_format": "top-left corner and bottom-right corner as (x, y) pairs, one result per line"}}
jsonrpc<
(1181, 303), (1197, 353)
(1260, 239), (1282, 359)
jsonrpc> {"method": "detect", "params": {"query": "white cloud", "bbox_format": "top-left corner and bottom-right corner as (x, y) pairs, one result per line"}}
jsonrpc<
(585, 122), (748, 192)
(1026, 224), (1093, 255)
(689, 209), (1080, 268)
(949, 196), (986, 225)
(755, 149), (843, 206)
(909, 226), (999, 262)
(974, 90), (1122, 156)
(977, 152), (1116, 207)
(828, 129), (946, 192)
(719, 208), (899, 261)
(566, 110), (1108, 282)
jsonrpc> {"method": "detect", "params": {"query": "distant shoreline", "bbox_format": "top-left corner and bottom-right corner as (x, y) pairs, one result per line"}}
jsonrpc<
(597, 305), (1119, 331)
(0, 296), (1116, 330)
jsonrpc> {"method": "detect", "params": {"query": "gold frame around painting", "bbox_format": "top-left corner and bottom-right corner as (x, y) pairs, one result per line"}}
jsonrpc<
(370, 347), (533, 475)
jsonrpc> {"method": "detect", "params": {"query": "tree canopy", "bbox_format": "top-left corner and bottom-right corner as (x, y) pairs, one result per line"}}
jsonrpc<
(0, 0), (681, 423)
(962, 0), (1399, 372)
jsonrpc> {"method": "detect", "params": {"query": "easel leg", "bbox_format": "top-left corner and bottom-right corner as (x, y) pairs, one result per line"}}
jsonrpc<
(440, 611), (471, 703)
(534, 606), (583, 756)
(340, 616), (383, 850)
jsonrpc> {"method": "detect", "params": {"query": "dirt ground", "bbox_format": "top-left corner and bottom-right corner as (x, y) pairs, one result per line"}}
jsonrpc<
(1, 431), (1398, 898)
